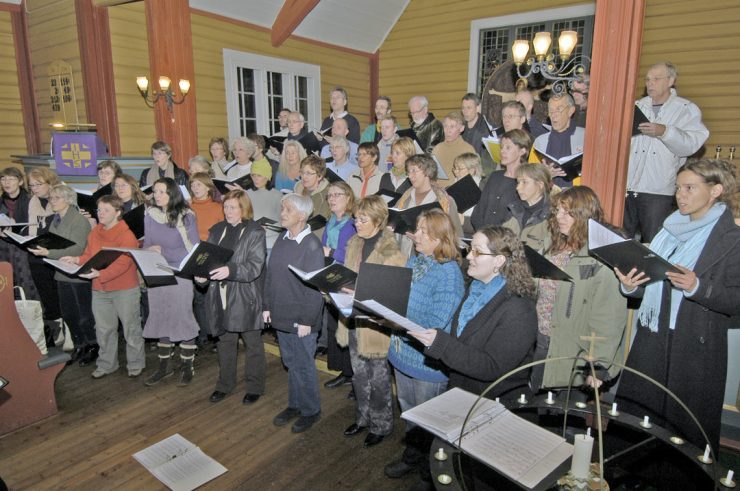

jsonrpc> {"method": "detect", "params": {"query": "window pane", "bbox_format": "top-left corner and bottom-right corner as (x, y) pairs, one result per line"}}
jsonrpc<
(478, 27), (509, 93)
(294, 76), (309, 123)
(236, 67), (256, 137)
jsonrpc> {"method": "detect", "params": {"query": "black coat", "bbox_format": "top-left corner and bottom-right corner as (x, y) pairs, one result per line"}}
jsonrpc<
(470, 171), (518, 230)
(1, 189), (31, 223)
(617, 208), (740, 451)
(425, 286), (537, 400)
(203, 219), (266, 335)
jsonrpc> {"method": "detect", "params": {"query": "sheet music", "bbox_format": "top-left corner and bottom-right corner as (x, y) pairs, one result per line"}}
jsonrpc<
(43, 258), (81, 275)
(133, 433), (227, 491)
(430, 154), (448, 180)
(328, 292), (353, 317)
(0, 214), (31, 226)
(5, 230), (32, 244)
(355, 299), (425, 333)
(179, 185), (191, 201)
(588, 219), (626, 249)
(104, 247), (173, 277)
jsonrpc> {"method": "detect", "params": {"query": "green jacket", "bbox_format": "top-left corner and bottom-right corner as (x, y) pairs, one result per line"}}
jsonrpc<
(542, 246), (627, 388)
(46, 207), (91, 283)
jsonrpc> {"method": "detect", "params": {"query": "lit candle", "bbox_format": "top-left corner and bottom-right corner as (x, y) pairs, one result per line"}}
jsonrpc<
(612, 402), (617, 413)
(703, 444), (710, 462)
(586, 427), (591, 437)
(726, 470), (734, 481)
(518, 394), (527, 404)
(571, 433), (594, 479)
(644, 416), (649, 425)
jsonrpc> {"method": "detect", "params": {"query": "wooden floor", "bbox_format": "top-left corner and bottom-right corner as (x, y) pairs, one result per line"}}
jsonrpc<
(0, 337), (420, 490)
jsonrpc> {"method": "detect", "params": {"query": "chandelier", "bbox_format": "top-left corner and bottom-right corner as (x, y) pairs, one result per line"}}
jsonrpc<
(136, 76), (190, 122)
(511, 30), (590, 94)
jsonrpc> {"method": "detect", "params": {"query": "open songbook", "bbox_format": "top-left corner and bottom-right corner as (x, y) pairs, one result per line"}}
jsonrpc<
(154, 242), (234, 278)
(73, 183), (112, 219)
(533, 149), (583, 181)
(288, 262), (357, 293)
(325, 263), (412, 318)
(212, 173), (254, 195)
(402, 387), (573, 490)
(352, 299), (425, 332)
(430, 155), (449, 181)
(5, 230), (75, 250)
(388, 202), (442, 235)
(482, 135), (502, 163)
(132, 433), (227, 491)
(103, 247), (177, 287)
(44, 249), (124, 276)
(588, 219), (679, 282)
(0, 213), (32, 228)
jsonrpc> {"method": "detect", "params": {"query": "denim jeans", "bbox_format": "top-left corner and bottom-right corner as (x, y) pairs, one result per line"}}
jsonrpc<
(277, 331), (320, 416)
(394, 368), (446, 430)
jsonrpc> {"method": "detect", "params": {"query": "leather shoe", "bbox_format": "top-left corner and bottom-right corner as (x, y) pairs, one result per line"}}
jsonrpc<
(363, 432), (385, 448)
(324, 374), (352, 389)
(273, 407), (301, 427)
(242, 393), (260, 404)
(343, 423), (366, 437)
(346, 388), (356, 400)
(78, 344), (99, 366)
(209, 391), (227, 403)
(68, 346), (84, 365)
(384, 459), (418, 478)
(291, 412), (321, 433)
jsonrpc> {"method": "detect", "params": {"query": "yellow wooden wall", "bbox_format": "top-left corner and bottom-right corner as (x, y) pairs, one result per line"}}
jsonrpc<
(107, 2), (155, 156)
(0, 10), (26, 166)
(25, 0), (86, 150)
(639, 0), (740, 154)
(379, 0), (580, 120)
(189, 11), (371, 158)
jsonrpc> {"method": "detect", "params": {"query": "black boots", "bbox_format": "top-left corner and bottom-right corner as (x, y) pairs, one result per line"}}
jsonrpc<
(145, 342), (174, 386)
(177, 345), (196, 386)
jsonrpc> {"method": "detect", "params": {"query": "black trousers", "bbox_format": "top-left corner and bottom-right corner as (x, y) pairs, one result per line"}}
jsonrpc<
(325, 307), (353, 377)
(57, 281), (97, 347)
(28, 260), (61, 320)
(624, 192), (675, 243)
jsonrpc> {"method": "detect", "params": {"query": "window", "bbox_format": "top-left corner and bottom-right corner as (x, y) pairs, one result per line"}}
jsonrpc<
(223, 49), (322, 141)
(467, 5), (595, 95)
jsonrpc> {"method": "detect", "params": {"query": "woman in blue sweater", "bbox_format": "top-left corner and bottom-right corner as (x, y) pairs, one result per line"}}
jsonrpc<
(384, 209), (465, 479)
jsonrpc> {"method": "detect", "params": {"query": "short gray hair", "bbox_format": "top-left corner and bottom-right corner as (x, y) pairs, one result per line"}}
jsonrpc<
(50, 184), (78, 207)
(231, 136), (257, 154)
(188, 155), (210, 168)
(549, 93), (575, 108)
(409, 95), (429, 108)
(651, 61), (678, 80)
(330, 136), (350, 152)
(281, 193), (313, 220)
(289, 111), (305, 123)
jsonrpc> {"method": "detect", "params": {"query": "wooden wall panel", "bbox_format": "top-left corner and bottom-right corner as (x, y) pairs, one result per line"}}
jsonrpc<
(190, 10), (371, 158)
(107, 2), (155, 156)
(638, 0), (740, 154)
(0, 10), (26, 165)
(25, 0), (86, 149)
(379, 0), (580, 119)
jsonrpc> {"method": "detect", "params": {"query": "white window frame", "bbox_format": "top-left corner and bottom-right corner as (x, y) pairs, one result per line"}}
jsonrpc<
(223, 49), (322, 142)
(467, 4), (596, 94)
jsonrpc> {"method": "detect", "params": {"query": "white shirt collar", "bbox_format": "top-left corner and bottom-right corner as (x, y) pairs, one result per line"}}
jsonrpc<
(284, 224), (312, 244)
(331, 111), (348, 120)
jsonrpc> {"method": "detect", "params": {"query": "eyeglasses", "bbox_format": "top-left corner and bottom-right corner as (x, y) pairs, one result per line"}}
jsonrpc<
(327, 193), (347, 199)
(300, 171), (317, 177)
(548, 106), (568, 115)
(467, 248), (499, 258)
(29, 182), (45, 188)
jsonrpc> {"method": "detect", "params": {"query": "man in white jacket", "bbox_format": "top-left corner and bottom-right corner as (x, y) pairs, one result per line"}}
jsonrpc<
(625, 62), (709, 242)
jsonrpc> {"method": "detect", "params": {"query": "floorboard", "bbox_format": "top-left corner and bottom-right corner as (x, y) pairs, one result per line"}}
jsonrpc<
(0, 336), (419, 490)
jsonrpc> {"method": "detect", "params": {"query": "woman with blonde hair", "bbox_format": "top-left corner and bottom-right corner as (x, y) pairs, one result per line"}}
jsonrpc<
(502, 163), (553, 252)
(378, 136), (414, 196)
(274, 140), (308, 192)
(139, 141), (188, 188)
(208, 136), (230, 179)
(384, 209), (465, 479)
(294, 155), (330, 236)
(337, 195), (406, 448)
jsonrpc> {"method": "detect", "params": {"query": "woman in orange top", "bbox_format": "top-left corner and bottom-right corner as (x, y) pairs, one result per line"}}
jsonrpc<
(188, 172), (225, 347)
(60, 195), (144, 378)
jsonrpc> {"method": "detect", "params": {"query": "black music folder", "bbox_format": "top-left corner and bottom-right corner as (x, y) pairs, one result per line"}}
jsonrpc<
(75, 184), (112, 219)
(298, 132), (325, 154)
(5, 230), (75, 250)
(324, 167), (343, 184)
(212, 174), (254, 195)
(388, 202), (442, 235)
(354, 262), (412, 317)
(265, 135), (287, 154)
(122, 204), (145, 239)
(289, 262), (358, 293)
(161, 241), (235, 278)
(374, 188), (403, 208)
(534, 150), (583, 181)
(588, 219), (679, 282)
(632, 105), (650, 136)
(44, 249), (125, 276)
(445, 174), (482, 213)
(523, 245), (572, 282)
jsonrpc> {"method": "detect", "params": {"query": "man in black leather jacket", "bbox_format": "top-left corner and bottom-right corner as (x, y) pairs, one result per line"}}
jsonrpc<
(408, 95), (443, 154)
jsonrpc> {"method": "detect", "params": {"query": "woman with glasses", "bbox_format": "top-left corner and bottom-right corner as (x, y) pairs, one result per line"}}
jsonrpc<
(28, 184), (96, 364)
(139, 141), (188, 188)
(59, 195), (144, 378)
(142, 178), (200, 387)
(349, 142), (384, 199)
(96, 160), (122, 190)
(294, 155), (330, 236)
(384, 209), (465, 480)
(394, 154), (462, 257)
(531, 186), (626, 396)
(112, 174), (148, 214)
(406, 226), (537, 488)
(336, 196), (406, 448)
(0, 167), (38, 300)
(207, 137), (230, 179)
(471, 129), (531, 230)
(26, 168), (65, 345)
(320, 181), (357, 392)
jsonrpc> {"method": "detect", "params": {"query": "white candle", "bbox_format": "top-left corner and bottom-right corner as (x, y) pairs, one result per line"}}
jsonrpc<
(703, 444), (710, 461)
(643, 416), (650, 425)
(571, 433), (594, 479)
(726, 470), (734, 481)
(611, 402), (618, 413)
(519, 393), (527, 403)
(586, 427), (591, 437)
(548, 391), (553, 401)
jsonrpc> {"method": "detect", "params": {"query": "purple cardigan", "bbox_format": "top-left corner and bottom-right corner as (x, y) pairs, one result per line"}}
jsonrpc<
(321, 217), (356, 265)
(142, 211), (199, 267)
